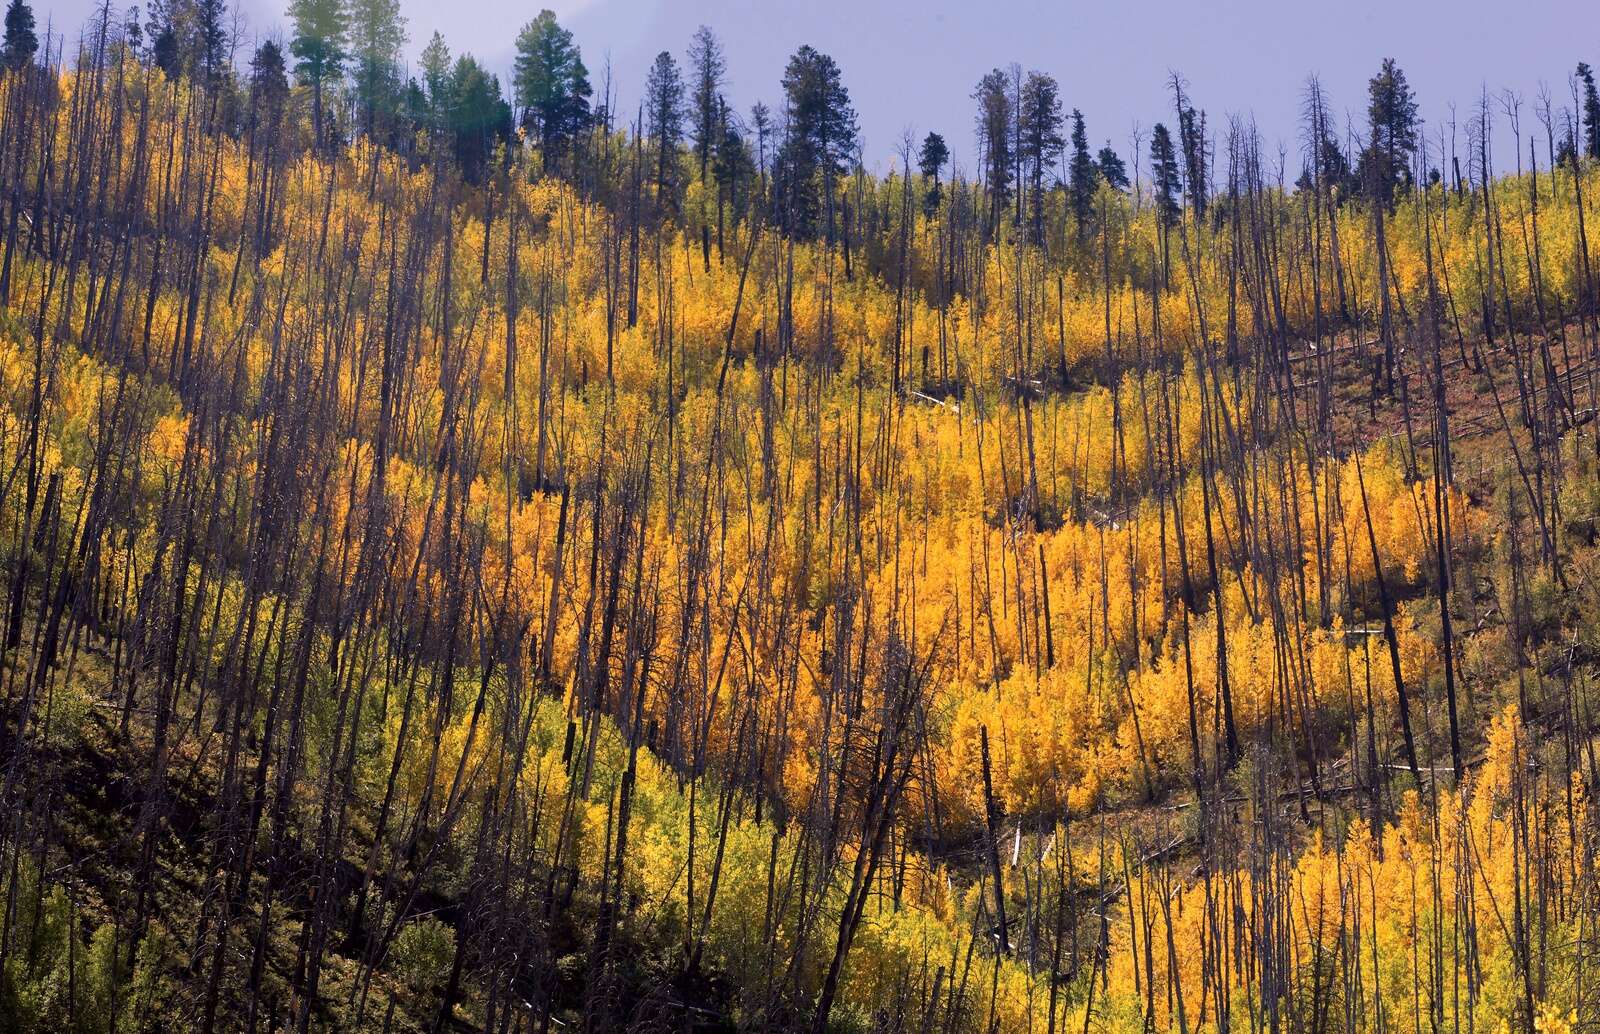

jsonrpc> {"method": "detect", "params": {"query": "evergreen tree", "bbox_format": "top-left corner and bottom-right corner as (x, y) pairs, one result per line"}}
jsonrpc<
(1579, 62), (1600, 160)
(1177, 100), (1207, 217)
(1362, 57), (1416, 388)
(121, 4), (143, 56)
(713, 101), (755, 217)
(145, 0), (183, 78)
(349, 0), (406, 136)
(973, 68), (1014, 234)
(448, 55), (512, 181)
(143, 0), (187, 76)
(419, 31), (451, 128)
(513, 9), (592, 165)
(749, 100), (771, 180)
(918, 131), (949, 218)
(1319, 127), (1353, 194)
(1151, 123), (1181, 220)
(687, 25), (725, 188)
(194, 0), (227, 83)
(775, 44), (856, 239)
(1360, 57), (1419, 207)
(645, 50), (686, 212)
(402, 77), (428, 139)
(1556, 128), (1577, 171)
(1018, 72), (1064, 243)
(248, 39), (289, 133)
(1150, 122), (1180, 286)
(1, 0), (36, 72)
(1067, 107), (1099, 242)
(288, 0), (349, 148)
(1096, 143), (1129, 191)
(151, 24), (181, 78)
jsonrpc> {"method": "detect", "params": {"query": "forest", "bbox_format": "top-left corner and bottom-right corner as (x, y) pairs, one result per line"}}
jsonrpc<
(2, 0), (1600, 1030)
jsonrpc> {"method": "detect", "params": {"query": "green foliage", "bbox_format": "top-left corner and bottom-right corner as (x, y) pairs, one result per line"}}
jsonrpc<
(1096, 143), (1128, 192)
(248, 40), (290, 129)
(389, 917), (455, 993)
(1361, 57), (1419, 206)
(446, 55), (512, 181)
(777, 44), (857, 237)
(348, 0), (406, 131)
(917, 131), (949, 217)
(0, 865), (171, 1034)
(1578, 62), (1599, 160)
(1066, 106), (1097, 239)
(973, 67), (1014, 220)
(513, 9), (592, 159)
(687, 25), (725, 180)
(2, 0), (37, 71)
(645, 50), (686, 208)
(287, 0), (349, 86)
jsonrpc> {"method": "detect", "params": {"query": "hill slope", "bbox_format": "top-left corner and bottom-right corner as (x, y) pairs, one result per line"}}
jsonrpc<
(2, 46), (1600, 1034)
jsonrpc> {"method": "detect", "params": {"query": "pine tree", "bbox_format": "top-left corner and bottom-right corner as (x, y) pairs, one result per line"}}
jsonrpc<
(121, 4), (142, 55)
(1361, 57), (1419, 207)
(288, 0), (349, 148)
(419, 31), (451, 129)
(513, 9), (592, 166)
(918, 131), (949, 218)
(1, 0), (36, 72)
(1362, 57), (1416, 390)
(1176, 100), (1207, 217)
(713, 99), (755, 219)
(1018, 73), (1064, 243)
(687, 25), (725, 188)
(775, 44), (856, 239)
(1096, 143), (1129, 191)
(973, 68), (1014, 234)
(449, 55), (512, 181)
(1556, 128), (1577, 171)
(194, 0), (227, 83)
(349, 0), (406, 136)
(749, 101), (771, 181)
(1317, 126), (1352, 195)
(1150, 122), (1180, 286)
(248, 39), (289, 132)
(1067, 108), (1099, 243)
(1579, 62), (1600, 160)
(645, 51), (685, 212)
(146, 0), (182, 79)
(402, 77), (428, 139)
(152, 29), (181, 78)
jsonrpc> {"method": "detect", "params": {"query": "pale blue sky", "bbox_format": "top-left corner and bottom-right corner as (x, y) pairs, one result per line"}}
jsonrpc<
(35, 0), (1597, 174)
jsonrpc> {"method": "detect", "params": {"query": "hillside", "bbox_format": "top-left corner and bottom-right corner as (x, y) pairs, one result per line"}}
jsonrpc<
(3, 14), (1600, 1033)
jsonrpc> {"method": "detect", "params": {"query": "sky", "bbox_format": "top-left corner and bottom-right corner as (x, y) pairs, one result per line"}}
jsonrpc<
(34, 0), (1597, 175)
